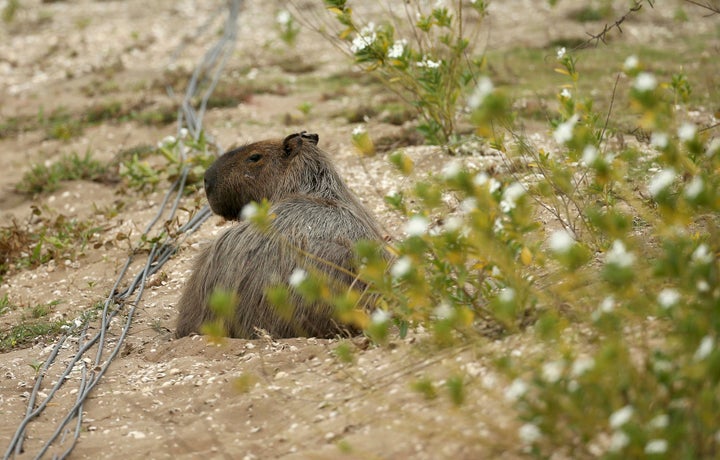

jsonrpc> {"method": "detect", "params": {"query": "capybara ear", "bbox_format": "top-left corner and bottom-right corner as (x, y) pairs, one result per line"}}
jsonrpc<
(283, 131), (319, 157)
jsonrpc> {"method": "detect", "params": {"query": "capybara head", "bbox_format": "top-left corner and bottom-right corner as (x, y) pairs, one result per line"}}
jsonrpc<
(203, 131), (320, 220)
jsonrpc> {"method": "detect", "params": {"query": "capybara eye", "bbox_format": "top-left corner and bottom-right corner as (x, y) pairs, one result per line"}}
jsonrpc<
(247, 154), (262, 163)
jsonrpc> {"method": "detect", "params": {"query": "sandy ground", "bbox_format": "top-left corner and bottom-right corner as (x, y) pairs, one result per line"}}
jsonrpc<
(1, 0), (716, 458)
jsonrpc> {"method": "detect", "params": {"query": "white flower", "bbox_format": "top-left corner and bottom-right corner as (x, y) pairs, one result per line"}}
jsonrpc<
(581, 145), (598, 166)
(623, 54), (639, 71)
(460, 198), (477, 213)
(405, 215), (429, 236)
(473, 172), (489, 186)
(560, 88), (571, 99)
(650, 131), (669, 149)
(518, 423), (542, 444)
(697, 280), (710, 292)
(444, 216), (463, 232)
(634, 72), (657, 91)
(417, 57), (441, 68)
(390, 256), (412, 279)
(645, 439), (668, 454)
(556, 47), (566, 60)
(352, 125), (365, 136)
(606, 240), (635, 268)
(657, 288), (680, 309)
(694, 335), (714, 361)
(600, 296), (615, 313)
(288, 268), (307, 287)
(684, 176), (703, 200)
(468, 77), (494, 109)
(240, 202), (259, 220)
(493, 218), (504, 234)
(276, 10), (291, 25)
(433, 302), (453, 319)
(553, 114), (579, 144)
(707, 137), (720, 157)
(179, 127), (189, 138)
(350, 23), (376, 53)
(542, 361), (564, 383)
(489, 178), (501, 193)
(442, 160), (462, 179)
(158, 135), (176, 148)
(498, 287), (515, 303)
(549, 230), (575, 254)
(648, 168), (676, 197)
(691, 244), (713, 264)
(609, 405), (634, 428)
(500, 182), (525, 213)
(371, 309), (390, 324)
(571, 356), (595, 377)
(678, 123), (696, 142)
(504, 378), (528, 401)
(387, 39), (406, 59)
(609, 431), (630, 452)
(649, 414), (669, 429)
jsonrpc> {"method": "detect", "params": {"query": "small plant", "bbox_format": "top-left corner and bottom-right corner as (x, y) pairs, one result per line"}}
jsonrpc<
(16, 151), (108, 195)
(320, 0), (488, 145)
(276, 9), (300, 46)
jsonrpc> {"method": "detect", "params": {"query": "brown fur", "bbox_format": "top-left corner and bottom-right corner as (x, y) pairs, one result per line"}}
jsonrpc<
(175, 132), (383, 339)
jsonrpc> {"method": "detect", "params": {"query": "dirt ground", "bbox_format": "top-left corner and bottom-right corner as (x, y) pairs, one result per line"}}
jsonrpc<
(0, 1), (716, 458)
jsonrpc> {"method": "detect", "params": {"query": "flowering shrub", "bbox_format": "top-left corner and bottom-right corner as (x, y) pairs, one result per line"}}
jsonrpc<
(322, 0), (488, 145)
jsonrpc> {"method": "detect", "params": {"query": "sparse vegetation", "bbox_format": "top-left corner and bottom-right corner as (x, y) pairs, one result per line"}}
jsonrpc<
(16, 151), (108, 195)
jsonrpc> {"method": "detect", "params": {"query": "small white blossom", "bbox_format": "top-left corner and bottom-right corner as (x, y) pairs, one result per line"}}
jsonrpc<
(697, 280), (710, 292)
(500, 182), (525, 213)
(707, 137), (720, 157)
(276, 10), (291, 25)
(387, 39), (407, 59)
(468, 77), (494, 109)
(684, 176), (703, 200)
(623, 54), (639, 71)
(571, 356), (595, 377)
(553, 114), (579, 144)
(473, 172), (489, 186)
(650, 131), (669, 150)
(581, 145), (598, 166)
(645, 439), (668, 454)
(417, 57), (441, 68)
(648, 168), (676, 197)
(241, 202), (259, 220)
(649, 414), (669, 429)
(694, 335), (714, 361)
(560, 88), (571, 99)
(678, 122), (696, 142)
(518, 423), (542, 444)
(460, 198), (477, 213)
(288, 268), (307, 287)
(493, 218), (504, 234)
(498, 287), (515, 303)
(542, 361), (565, 383)
(609, 431), (630, 452)
(352, 125), (366, 136)
(444, 216), (464, 232)
(609, 405), (634, 429)
(390, 256), (413, 279)
(442, 160), (462, 179)
(350, 23), (376, 53)
(405, 215), (429, 236)
(556, 47), (566, 60)
(158, 135), (176, 148)
(433, 302), (454, 319)
(634, 72), (657, 92)
(691, 244), (713, 264)
(600, 296), (615, 313)
(606, 240), (635, 268)
(179, 127), (189, 138)
(657, 288), (680, 309)
(371, 309), (391, 324)
(504, 378), (528, 401)
(549, 230), (575, 254)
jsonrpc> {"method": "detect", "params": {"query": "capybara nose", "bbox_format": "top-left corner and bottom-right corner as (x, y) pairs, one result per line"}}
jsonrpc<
(204, 168), (215, 195)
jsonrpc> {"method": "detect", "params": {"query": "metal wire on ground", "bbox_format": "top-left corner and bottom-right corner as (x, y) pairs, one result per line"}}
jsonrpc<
(3, 1), (242, 458)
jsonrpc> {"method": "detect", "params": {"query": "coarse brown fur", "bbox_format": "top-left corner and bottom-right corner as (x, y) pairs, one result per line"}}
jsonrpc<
(175, 132), (383, 339)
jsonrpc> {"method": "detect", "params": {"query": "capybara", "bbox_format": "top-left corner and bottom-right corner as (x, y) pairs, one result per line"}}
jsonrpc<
(175, 131), (383, 338)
